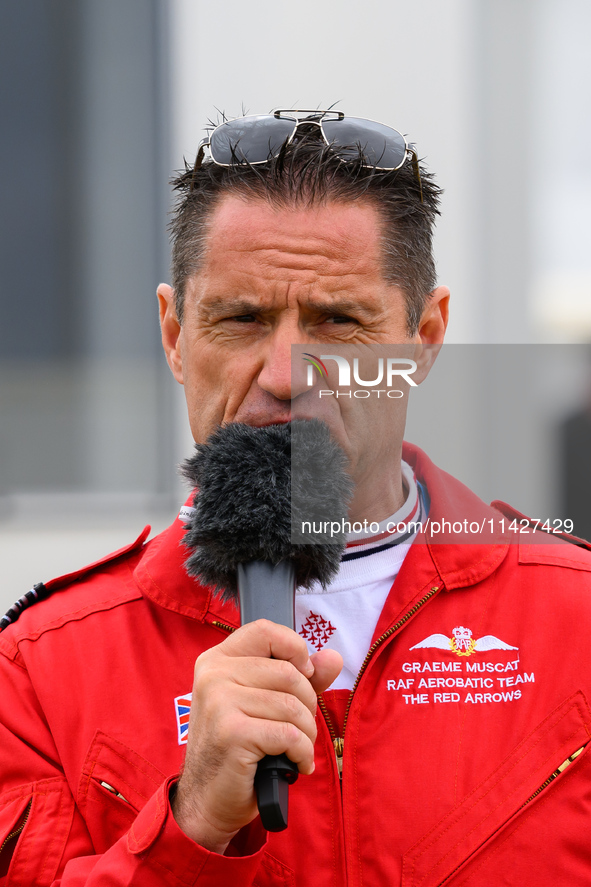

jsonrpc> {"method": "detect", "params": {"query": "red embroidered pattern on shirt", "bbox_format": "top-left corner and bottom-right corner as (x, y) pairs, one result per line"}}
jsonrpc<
(299, 612), (336, 651)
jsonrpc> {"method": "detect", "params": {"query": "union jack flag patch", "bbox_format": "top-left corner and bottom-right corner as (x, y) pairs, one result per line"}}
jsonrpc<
(174, 692), (192, 745)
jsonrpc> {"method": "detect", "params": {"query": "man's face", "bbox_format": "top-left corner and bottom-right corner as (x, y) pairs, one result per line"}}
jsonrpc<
(159, 194), (448, 519)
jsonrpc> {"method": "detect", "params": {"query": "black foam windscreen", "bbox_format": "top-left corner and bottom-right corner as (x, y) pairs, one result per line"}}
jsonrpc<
(181, 419), (352, 600)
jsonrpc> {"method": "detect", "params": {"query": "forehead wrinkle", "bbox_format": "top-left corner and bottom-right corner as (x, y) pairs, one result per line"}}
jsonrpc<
(255, 240), (380, 275)
(190, 195), (396, 317)
(205, 239), (379, 285)
(200, 251), (380, 307)
(205, 200), (384, 274)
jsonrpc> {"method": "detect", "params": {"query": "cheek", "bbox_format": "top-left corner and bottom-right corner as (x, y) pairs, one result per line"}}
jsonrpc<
(180, 348), (227, 438)
(182, 351), (258, 440)
(336, 395), (407, 457)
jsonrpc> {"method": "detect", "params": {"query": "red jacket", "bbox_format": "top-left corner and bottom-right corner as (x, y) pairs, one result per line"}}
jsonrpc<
(2, 443), (591, 886)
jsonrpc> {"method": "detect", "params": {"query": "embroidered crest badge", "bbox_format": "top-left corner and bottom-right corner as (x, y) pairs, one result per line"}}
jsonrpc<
(410, 626), (518, 657)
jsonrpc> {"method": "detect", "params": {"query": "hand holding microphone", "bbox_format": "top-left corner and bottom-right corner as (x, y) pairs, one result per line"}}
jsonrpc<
(173, 421), (350, 846)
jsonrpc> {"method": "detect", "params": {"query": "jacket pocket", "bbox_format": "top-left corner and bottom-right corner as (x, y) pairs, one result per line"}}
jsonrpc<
(0, 793), (31, 876)
(0, 778), (74, 885)
(78, 730), (166, 854)
(254, 851), (296, 887)
(402, 691), (591, 887)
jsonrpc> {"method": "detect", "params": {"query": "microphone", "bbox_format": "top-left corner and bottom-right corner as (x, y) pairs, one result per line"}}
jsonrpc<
(182, 419), (351, 831)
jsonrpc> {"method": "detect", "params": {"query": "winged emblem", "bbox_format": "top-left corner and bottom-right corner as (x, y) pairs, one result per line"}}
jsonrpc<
(410, 626), (518, 657)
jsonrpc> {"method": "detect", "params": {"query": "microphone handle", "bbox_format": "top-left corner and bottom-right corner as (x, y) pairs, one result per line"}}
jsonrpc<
(237, 561), (299, 832)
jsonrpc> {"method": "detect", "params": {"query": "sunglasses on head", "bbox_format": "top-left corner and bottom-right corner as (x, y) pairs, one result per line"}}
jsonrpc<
(192, 109), (423, 201)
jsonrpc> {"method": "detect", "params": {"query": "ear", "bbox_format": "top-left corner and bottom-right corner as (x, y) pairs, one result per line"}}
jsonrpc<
(412, 285), (450, 382)
(418, 285), (450, 345)
(157, 283), (184, 384)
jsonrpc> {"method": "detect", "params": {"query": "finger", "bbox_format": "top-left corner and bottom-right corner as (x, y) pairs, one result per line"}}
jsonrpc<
(229, 686), (318, 743)
(218, 620), (314, 677)
(227, 657), (318, 714)
(227, 713), (316, 775)
(308, 648), (343, 695)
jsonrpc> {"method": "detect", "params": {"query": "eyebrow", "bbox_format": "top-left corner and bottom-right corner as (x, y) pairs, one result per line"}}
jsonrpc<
(198, 297), (263, 318)
(198, 295), (378, 320)
(306, 298), (376, 319)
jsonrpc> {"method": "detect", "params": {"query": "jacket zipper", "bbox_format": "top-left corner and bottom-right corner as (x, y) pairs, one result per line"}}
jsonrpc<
(320, 585), (441, 779)
(520, 744), (586, 808)
(438, 743), (587, 886)
(0, 800), (32, 858)
(99, 782), (130, 803)
(212, 621), (237, 634)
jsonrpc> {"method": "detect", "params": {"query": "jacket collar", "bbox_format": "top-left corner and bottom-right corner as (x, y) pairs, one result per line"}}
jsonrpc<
(401, 442), (510, 590)
(133, 506), (241, 627)
(133, 444), (511, 622)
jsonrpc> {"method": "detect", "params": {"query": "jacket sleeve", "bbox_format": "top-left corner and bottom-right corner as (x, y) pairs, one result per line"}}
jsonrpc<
(0, 653), (267, 886)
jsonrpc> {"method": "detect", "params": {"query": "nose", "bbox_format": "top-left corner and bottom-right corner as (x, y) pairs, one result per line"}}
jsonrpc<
(257, 325), (310, 401)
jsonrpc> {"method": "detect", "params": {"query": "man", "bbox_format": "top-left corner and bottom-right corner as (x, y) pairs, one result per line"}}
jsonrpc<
(1, 110), (591, 886)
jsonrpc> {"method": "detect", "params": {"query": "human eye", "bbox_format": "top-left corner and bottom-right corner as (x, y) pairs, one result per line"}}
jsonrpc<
(229, 313), (258, 323)
(326, 314), (359, 324)
(319, 312), (362, 330)
(215, 309), (267, 340)
(312, 312), (362, 343)
(218, 307), (263, 328)
(201, 297), (262, 326)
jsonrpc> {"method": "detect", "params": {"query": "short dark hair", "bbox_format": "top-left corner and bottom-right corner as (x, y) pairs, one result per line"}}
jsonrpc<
(169, 131), (442, 334)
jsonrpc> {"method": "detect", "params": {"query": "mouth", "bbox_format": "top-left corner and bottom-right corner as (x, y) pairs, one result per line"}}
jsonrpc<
(246, 417), (292, 427)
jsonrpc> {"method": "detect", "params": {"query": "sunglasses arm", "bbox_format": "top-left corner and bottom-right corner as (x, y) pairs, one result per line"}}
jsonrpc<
(409, 149), (424, 205)
(190, 144), (207, 190)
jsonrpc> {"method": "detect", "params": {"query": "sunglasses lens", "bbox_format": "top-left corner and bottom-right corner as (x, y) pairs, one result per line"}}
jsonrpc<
(322, 117), (407, 169)
(209, 115), (295, 165)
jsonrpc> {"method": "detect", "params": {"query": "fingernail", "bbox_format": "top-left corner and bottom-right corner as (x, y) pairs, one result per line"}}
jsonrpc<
(304, 658), (314, 677)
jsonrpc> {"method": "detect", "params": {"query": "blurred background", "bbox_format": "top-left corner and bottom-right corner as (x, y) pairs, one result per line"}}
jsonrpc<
(1, 0), (591, 607)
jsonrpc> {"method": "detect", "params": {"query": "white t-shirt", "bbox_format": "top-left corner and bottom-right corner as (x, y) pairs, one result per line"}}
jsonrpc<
(296, 461), (427, 690)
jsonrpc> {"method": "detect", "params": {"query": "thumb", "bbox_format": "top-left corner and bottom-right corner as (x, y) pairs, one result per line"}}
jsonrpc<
(308, 648), (343, 695)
